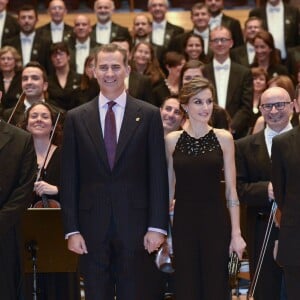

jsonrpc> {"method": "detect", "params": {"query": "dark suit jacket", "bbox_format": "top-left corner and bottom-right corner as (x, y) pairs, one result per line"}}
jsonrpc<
(91, 21), (131, 45)
(152, 21), (184, 49)
(3, 32), (52, 72)
(221, 14), (244, 48)
(1, 13), (20, 46)
(0, 120), (36, 299)
(203, 61), (253, 138)
(286, 46), (300, 81)
(128, 71), (153, 103)
(0, 71), (22, 109)
(60, 95), (169, 251)
(36, 22), (73, 44)
(230, 45), (251, 67)
(272, 126), (300, 266)
(249, 4), (300, 49)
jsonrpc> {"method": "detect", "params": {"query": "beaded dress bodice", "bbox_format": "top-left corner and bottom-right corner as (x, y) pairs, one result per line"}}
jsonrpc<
(173, 130), (224, 206)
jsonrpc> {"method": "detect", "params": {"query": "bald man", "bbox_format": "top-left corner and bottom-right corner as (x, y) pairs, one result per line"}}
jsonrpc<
(236, 87), (294, 300)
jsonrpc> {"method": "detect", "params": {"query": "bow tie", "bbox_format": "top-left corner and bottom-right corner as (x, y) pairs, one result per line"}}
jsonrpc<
(153, 23), (164, 30)
(52, 26), (63, 31)
(21, 37), (31, 43)
(98, 24), (108, 30)
(76, 44), (88, 50)
(248, 47), (255, 53)
(0, 13), (4, 19)
(200, 32), (209, 39)
(215, 64), (229, 71)
(269, 6), (280, 13)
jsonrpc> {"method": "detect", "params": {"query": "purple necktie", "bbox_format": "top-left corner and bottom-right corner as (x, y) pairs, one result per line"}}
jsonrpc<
(104, 101), (117, 169)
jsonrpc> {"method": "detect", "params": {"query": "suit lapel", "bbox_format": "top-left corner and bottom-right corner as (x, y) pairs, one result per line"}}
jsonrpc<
(252, 131), (271, 170)
(226, 63), (237, 108)
(81, 98), (110, 169)
(0, 121), (12, 152)
(114, 96), (142, 165)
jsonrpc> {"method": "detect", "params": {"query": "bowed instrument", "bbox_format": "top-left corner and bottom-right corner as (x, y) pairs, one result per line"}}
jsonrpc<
(33, 112), (61, 208)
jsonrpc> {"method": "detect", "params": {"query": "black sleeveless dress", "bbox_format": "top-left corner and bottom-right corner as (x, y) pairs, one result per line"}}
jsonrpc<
(172, 130), (231, 300)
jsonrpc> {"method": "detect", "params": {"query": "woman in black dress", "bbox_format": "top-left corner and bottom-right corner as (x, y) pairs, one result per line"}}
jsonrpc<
(165, 77), (246, 300)
(24, 102), (80, 300)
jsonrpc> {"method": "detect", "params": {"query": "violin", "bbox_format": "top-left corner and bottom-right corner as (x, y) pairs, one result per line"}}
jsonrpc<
(33, 112), (61, 209)
(7, 91), (24, 124)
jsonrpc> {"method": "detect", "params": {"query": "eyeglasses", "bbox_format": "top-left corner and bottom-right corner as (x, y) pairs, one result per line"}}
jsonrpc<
(260, 102), (291, 111)
(210, 38), (231, 44)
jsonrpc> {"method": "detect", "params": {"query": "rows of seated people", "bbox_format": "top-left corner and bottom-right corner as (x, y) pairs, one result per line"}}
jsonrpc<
(0, 0), (299, 140)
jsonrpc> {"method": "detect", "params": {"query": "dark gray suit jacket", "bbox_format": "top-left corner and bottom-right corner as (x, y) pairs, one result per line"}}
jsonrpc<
(272, 126), (300, 266)
(203, 61), (253, 138)
(60, 94), (169, 251)
(0, 120), (36, 299)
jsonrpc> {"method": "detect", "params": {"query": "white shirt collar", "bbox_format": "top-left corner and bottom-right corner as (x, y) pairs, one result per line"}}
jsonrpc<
(265, 122), (292, 138)
(20, 32), (35, 41)
(152, 20), (166, 29)
(50, 21), (64, 30)
(266, 0), (283, 12)
(99, 90), (127, 109)
(213, 57), (231, 67)
(97, 20), (112, 29)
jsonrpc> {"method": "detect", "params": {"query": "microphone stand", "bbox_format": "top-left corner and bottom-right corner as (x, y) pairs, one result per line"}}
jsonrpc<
(27, 240), (38, 300)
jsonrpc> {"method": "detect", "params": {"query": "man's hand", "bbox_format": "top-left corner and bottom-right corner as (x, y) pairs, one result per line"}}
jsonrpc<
(144, 231), (165, 254)
(68, 233), (88, 255)
(268, 182), (275, 200)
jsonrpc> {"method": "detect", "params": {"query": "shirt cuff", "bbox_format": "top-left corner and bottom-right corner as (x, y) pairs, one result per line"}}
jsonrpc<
(65, 231), (80, 240)
(148, 227), (167, 236)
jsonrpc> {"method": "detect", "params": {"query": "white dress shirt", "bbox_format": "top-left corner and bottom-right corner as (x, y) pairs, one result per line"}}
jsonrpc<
(20, 32), (35, 66)
(209, 13), (222, 30)
(152, 20), (166, 46)
(50, 21), (64, 43)
(194, 28), (209, 55)
(0, 10), (6, 48)
(266, 1), (286, 59)
(96, 21), (111, 44)
(75, 38), (90, 74)
(264, 122), (293, 157)
(246, 42), (255, 65)
(213, 58), (231, 109)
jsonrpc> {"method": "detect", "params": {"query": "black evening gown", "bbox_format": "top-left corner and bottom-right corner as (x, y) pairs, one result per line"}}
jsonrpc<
(172, 130), (231, 300)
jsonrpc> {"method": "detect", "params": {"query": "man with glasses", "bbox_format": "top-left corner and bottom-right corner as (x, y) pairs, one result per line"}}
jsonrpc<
(272, 84), (300, 299)
(235, 86), (293, 300)
(203, 26), (253, 139)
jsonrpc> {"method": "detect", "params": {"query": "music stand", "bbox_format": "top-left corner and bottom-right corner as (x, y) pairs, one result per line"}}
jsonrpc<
(21, 208), (78, 273)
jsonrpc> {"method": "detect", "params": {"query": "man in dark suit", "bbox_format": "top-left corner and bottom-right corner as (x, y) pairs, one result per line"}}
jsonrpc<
(0, 94), (36, 299)
(168, 3), (212, 58)
(236, 86), (294, 300)
(249, 0), (300, 60)
(67, 14), (98, 75)
(3, 4), (51, 72)
(203, 26), (253, 139)
(60, 43), (169, 300)
(148, 0), (184, 49)
(272, 84), (300, 299)
(36, 0), (73, 44)
(205, 0), (244, 48)
(92, 0), (131, 46)
(230, 16), (263, 67)
(0, 0), (20, 48)
(286, 46), (300, 81)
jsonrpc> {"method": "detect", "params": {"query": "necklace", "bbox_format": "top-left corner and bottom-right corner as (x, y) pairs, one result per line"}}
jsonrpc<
(164, 78), (178, 95)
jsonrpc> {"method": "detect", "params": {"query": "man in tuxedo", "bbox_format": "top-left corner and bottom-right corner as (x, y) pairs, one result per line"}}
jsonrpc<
(92, 0), (131, 46)
(3, 4), (51, 72)
(272, 84), (300, 299)
(60, 43), (169, 300)
(168, 3), (212, 57)
(36, 0), (73, 44)
(0, 91), (36, 299)
(205, 0), (244, 48)
(230, 16), (263, 67)
(0, 0), (20, 48)
(148, 0), (184, 49)
(67, 14), (98, 74)
(2, 61), (61, 126)
(235, 86), (294, 300)
(249, 0), (300, 60)
(203, 26), (253, 139)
